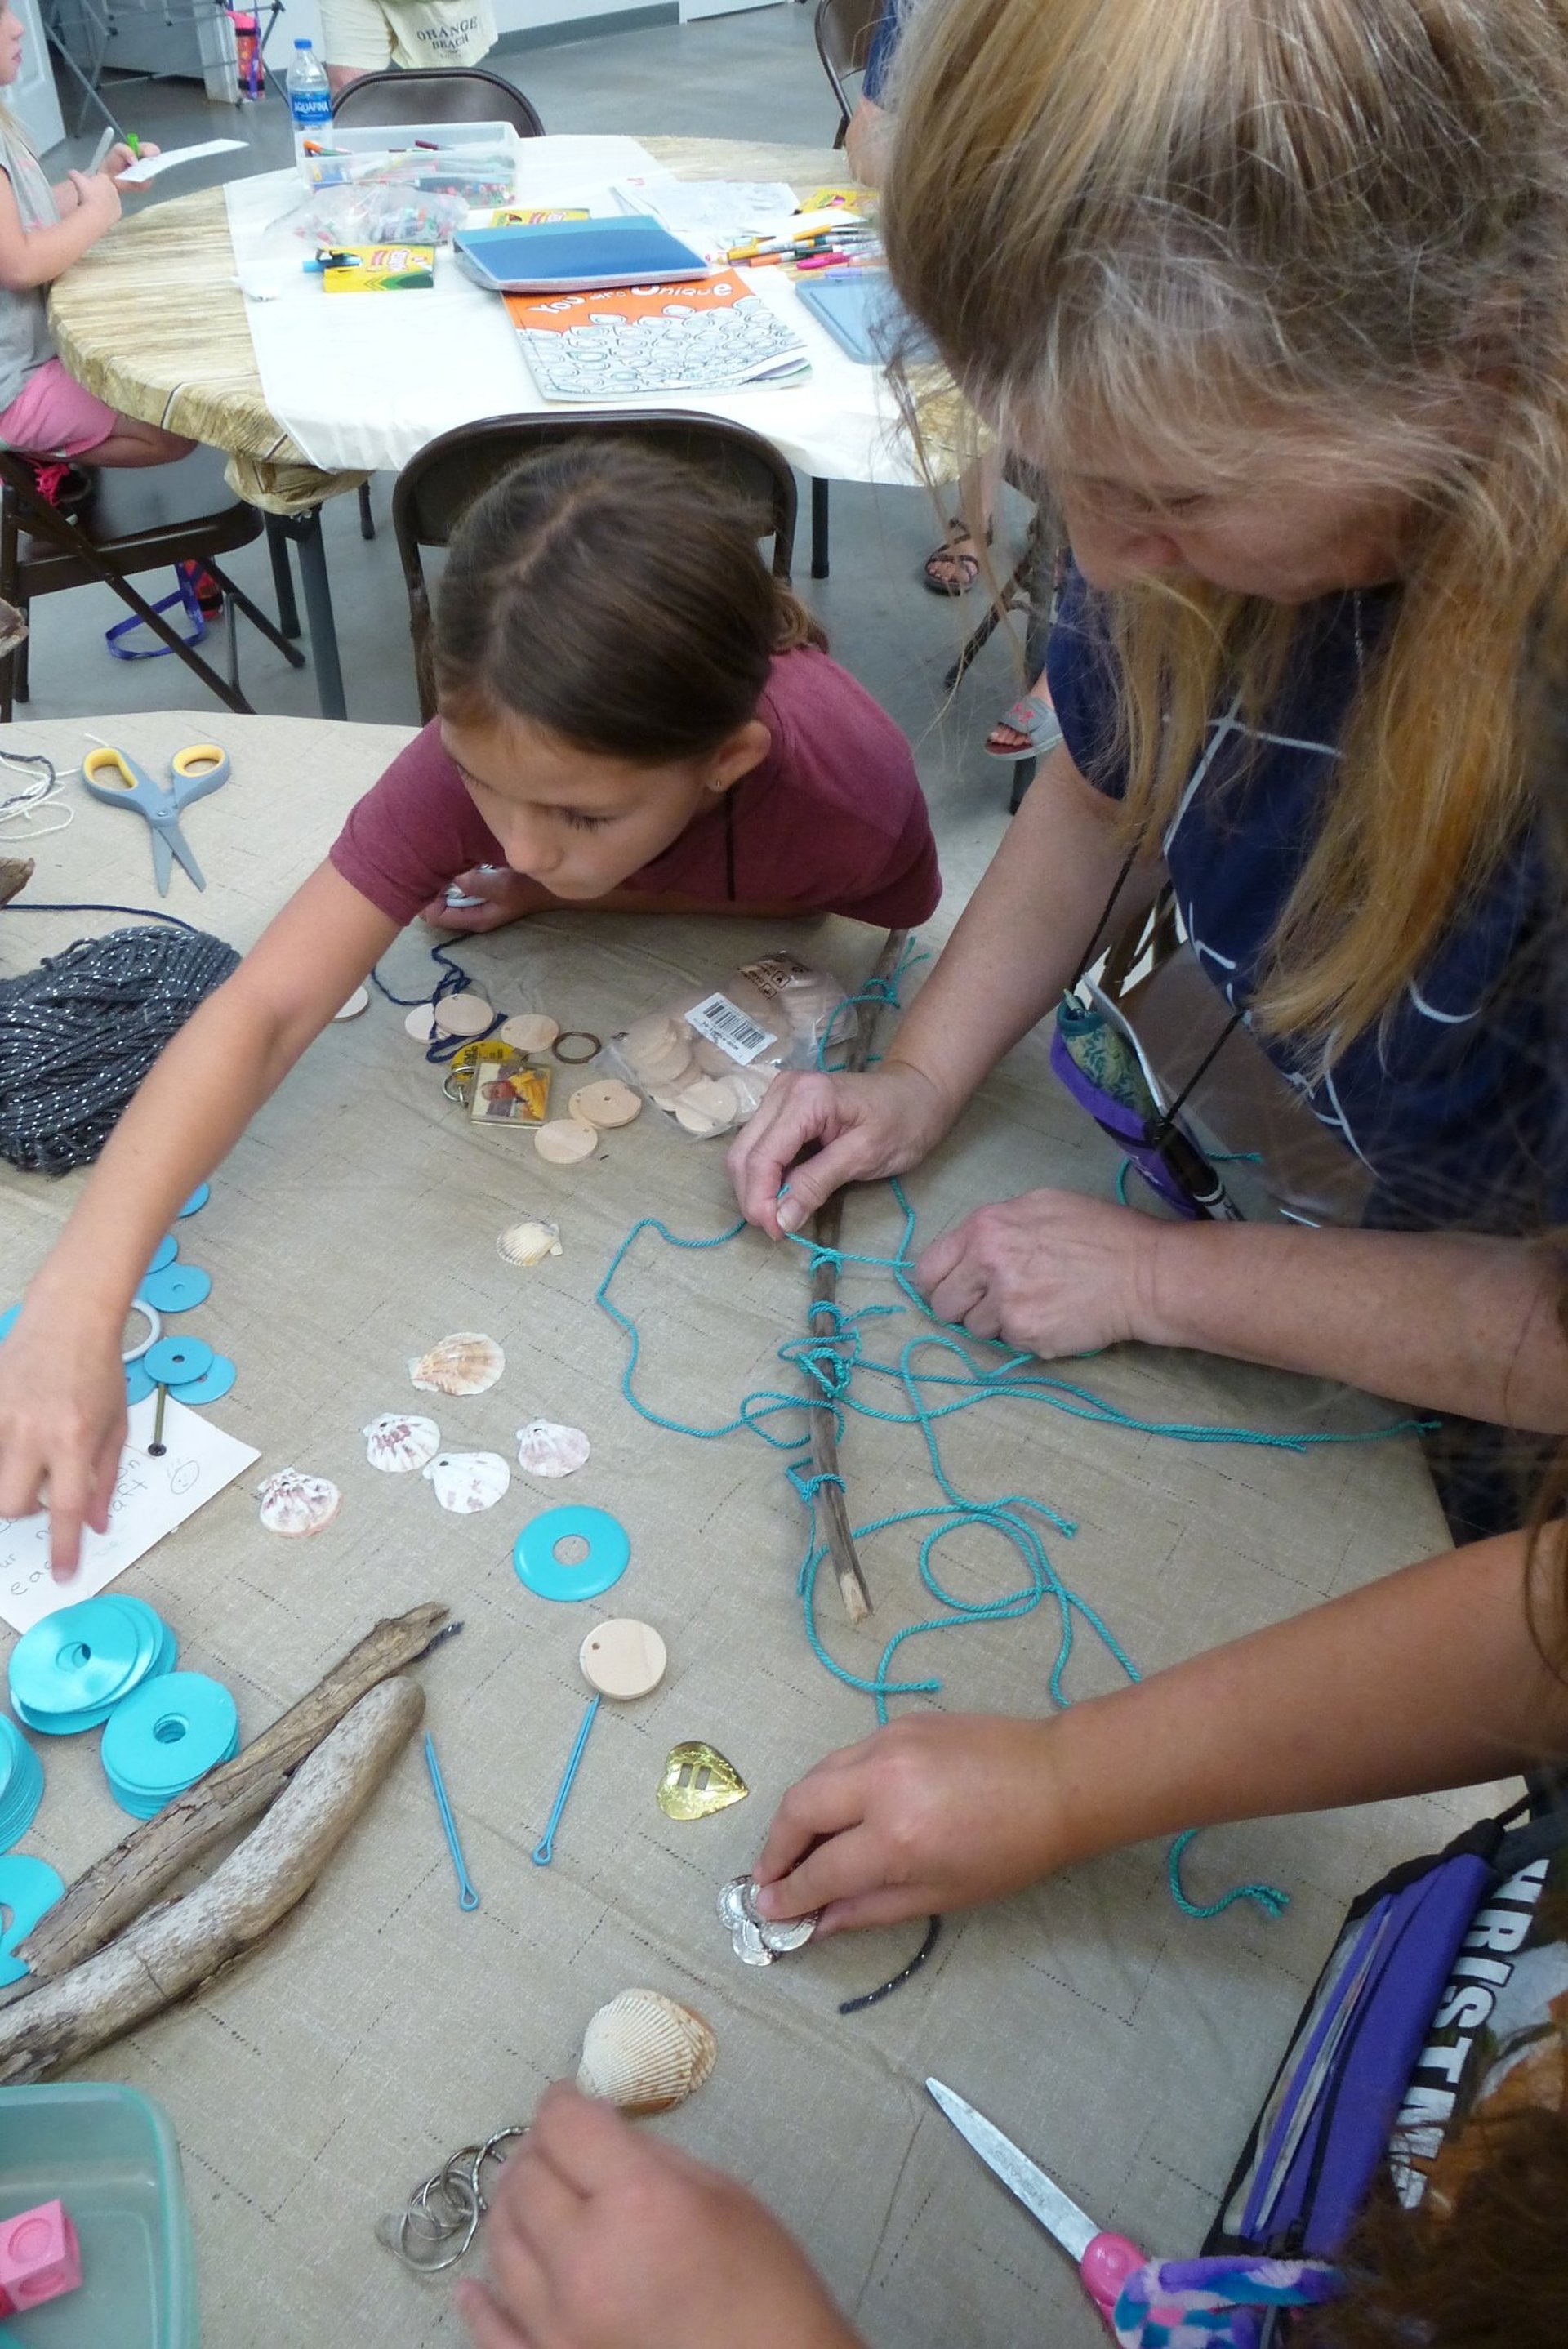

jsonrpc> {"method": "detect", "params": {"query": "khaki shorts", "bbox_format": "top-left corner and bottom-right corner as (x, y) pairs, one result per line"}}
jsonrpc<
(318, 0), (497, 73)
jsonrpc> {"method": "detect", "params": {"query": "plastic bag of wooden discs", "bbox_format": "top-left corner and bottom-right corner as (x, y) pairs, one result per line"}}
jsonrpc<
(610, 954), (856, 1139)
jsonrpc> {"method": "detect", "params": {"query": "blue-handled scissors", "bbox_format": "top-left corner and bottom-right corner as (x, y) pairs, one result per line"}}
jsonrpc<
(81, 742), (231, 895)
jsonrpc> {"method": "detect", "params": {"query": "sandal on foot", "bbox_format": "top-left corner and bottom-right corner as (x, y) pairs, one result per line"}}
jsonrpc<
(985, 693), (1065, 760)
(920, 516), (991, 596)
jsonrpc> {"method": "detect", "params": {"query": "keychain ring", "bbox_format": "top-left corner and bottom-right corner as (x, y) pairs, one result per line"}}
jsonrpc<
(122, 1299), (163, 1363)
(550, 1031), (602, 1065)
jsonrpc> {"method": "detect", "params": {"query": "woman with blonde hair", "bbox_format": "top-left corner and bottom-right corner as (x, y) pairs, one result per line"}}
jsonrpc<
(730, 0), (1568, 1530)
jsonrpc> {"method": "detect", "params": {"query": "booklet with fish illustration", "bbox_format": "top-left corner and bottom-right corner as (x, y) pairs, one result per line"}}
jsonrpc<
(507, 274), (809, 400)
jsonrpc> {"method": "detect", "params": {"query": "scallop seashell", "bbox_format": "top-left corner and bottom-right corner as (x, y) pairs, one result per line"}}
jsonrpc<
(258, 1469), (340, 1536)
(408, 1332), (505, 1397)
(362, 1413), (441, 1474)
(497, 1218), (563, 1268)
(423, 1450), (510, 1513)
(576, 1989), (716, 2115)
(515, 1418), (590, 1479)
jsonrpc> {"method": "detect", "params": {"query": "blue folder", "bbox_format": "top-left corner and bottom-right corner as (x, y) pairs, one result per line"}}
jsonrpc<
(452, 216), (710, 295)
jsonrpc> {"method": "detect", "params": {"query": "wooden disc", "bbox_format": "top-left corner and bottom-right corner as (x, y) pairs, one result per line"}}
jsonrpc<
(334, 985), (369, 1021)
(403, 1002), (438, 1041)
(500, 1013), (560, 1053)
(535, 1118), (599, 1166)
(579, 1617), (667, 1699)
(674, 1076), (739, 1138)
(430, 994), (494, 1039)
(569, 1079), (643, 1130)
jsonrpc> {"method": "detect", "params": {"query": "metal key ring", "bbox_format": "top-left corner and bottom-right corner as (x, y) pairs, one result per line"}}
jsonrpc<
(550, 1030), (602, 1065)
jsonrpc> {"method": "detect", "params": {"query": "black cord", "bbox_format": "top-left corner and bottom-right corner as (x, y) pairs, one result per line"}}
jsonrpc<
(369, 935), (504, 1062)
(0, 898), (202, 933)
(838, 1915), (942, 2014)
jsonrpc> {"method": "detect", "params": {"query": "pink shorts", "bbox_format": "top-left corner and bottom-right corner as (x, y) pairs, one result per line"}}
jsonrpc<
(0, 358), (118, 458)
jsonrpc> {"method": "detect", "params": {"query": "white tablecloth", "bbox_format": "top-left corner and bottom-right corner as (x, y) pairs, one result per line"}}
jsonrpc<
(225, 136), (916, 484)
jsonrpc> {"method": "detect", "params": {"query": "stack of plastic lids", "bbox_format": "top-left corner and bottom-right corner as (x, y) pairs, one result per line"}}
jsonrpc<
(8, 1597), (176, 1735)
(100, 1674), (239, 1820)
(0, 1716), (43, 1852)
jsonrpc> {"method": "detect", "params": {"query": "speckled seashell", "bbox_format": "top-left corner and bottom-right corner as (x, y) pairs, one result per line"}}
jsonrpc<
(258, 1469), (340, 1536)
(408, 1332), (505, 1397)
(515, 1418), (590, 1479)
(497, 1218), (563, 1268)
(423, 1450), (510, 1513)
(576, 1990), (716, 2115)
(362, 1414), (441, 1474)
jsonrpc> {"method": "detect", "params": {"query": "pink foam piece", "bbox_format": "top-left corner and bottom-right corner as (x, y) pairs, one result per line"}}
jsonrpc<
(0, 2198), (82, 2311)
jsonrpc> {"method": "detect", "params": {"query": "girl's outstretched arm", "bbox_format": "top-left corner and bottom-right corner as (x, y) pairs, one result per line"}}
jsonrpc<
(753, 1527), (1568, 1935)
(0, 864), (399, 1574)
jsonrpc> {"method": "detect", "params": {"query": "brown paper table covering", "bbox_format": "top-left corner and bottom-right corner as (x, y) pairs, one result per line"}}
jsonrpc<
(48, 140), (849, 517)
(0, 711), (1463, 2348)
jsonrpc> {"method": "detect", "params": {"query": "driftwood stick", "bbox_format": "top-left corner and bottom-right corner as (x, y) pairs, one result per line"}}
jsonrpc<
(0, 1677), (425, 2085)
(18, 1599), (451, 1982)
(808, 928), (911, 1625)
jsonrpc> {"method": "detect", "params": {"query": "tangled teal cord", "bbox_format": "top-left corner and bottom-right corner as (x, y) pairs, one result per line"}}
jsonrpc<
(596, 1182), (1434, 1923)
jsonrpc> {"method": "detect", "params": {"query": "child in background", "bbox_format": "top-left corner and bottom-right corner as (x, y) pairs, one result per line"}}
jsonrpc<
(0, 439), (938, 1573)
(0, 1), (190, 491)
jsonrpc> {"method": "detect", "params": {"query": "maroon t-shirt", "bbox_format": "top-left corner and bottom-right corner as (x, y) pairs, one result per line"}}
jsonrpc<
(329, 645), (941, 927)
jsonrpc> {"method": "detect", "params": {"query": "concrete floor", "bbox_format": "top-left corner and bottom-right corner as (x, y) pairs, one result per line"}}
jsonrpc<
(22, 7), (1033, 907)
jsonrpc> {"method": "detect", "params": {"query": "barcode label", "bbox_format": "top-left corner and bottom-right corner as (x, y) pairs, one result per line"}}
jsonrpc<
(686, 992), (776, 1065)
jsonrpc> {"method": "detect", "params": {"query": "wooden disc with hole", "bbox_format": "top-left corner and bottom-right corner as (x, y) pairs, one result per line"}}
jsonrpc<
(568, 1079), (643, 1130)
(579, 1618), (667, 1699)
(334, 985), (369, 1021)
(430, 994), (494, 1038)
(403, 1002), (438, 1041)
(500, 1013), (559, 1053)
(535, 1118), (599, 1165)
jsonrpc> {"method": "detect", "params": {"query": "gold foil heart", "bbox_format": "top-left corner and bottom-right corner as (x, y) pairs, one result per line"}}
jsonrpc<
(657, 1741), (748, 1821)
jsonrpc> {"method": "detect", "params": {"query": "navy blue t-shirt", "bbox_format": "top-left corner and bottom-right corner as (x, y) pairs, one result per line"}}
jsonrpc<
(1046, 568), (1561, 1233)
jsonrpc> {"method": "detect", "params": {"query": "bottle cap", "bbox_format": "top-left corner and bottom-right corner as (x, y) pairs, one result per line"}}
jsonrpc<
(295, 34), (310, 45)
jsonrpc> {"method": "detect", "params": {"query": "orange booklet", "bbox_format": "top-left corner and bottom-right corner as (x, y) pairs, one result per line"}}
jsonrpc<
(505, 274), (808, 400)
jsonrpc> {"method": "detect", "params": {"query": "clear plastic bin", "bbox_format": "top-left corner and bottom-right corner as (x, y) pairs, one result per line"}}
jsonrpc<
(0, 2084), (196, 2347)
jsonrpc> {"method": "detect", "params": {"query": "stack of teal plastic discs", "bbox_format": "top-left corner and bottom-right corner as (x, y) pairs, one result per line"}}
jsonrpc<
(8, 1597), (177, 1735)
(0, 1716), (43, 1851)
(100, 1674), (239, 1819)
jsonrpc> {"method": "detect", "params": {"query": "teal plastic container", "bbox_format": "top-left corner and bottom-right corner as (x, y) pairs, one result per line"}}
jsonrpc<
(0, 2084), (196, 2346)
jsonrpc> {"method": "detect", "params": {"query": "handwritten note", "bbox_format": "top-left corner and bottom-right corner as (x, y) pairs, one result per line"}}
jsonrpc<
(0, 1397), (259, 1633)
(118, 139), (245, 189)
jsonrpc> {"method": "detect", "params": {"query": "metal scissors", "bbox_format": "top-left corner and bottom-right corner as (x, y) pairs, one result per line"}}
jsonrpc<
(927, 2079), (1147, 2332)
(81, 742), (231, 894)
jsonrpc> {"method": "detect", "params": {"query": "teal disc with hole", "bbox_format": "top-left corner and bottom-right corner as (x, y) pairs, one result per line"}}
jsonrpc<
(168, 1353), (235, 1406)
(176, 1184), (209, 1218)
(125, 1358), (155, 1406)
(145, 1236), (177, 1275)
(145, 1336), (213, 1386)
(138, 1264), (212, 1314)
(513, 1504), (630, 1602)
(11, 1599), (143, 1718)
(0, 1304), (17, 1342)
(100, 1671), (238, 1815)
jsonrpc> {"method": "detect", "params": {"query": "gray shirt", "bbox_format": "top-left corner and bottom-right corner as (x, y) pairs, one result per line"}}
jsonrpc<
(0, 110), (57, 421)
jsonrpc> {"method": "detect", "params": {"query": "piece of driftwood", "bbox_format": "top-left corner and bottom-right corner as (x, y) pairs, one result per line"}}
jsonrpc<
(0, 1677), (424, 2085)
(0, 857), (33, 908)
(808, 928), (911, 1625)
(18, 1600), (451, 1982)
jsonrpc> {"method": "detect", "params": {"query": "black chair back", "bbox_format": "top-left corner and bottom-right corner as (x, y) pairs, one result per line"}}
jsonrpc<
(392, 413), (799, 721)
(815, 0), (884, 145)
(331, 65), (545, 135)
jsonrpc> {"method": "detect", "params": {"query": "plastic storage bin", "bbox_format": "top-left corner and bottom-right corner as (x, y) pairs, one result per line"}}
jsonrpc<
(0, 2084), (196, 2347)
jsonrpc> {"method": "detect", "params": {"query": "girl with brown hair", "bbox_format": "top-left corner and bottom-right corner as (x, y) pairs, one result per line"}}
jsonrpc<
(0, 441), (938, 1574)
(729, 0), (1568, 1516)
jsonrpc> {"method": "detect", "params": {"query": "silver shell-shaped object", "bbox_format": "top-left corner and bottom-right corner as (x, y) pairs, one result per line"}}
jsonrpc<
(718, 1875), (820, 1966)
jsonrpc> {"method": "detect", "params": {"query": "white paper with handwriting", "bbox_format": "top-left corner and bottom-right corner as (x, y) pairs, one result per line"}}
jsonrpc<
(0, 1397), (259, 1633)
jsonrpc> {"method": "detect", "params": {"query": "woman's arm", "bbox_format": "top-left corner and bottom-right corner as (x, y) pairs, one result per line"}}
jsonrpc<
(753, 1527), (1568, 1932)
(0, 169), (118, 292)
(0, 865), (399, 1571)
(728, 743), (1165, 1233)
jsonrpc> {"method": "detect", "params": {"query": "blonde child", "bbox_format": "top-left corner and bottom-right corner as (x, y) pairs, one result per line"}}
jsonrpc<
(0, 440), (938, 1571)
(0, 3), (189, 485)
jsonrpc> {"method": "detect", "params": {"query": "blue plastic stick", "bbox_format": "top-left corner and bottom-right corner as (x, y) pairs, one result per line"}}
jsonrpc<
(531, 1694), (601, 1867)
(423, 1733), (479, 1911)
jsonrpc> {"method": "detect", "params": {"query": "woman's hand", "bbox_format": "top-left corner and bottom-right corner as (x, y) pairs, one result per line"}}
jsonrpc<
(455, 2085), (862, 2349)
(751, 1713), (1067, 1934)
(727, 1059), (956, 1239)
(0, 1295), (129, 1579)
(915, 1187), (1163, 1355)
(103, 142), (159, 185)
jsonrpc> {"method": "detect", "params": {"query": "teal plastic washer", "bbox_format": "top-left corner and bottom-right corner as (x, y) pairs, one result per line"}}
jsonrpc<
(144, 1338), (213, 1387)
(513, 1505), (630, 1602)
(137, 1265), (211, 1315)
(167, 1354), (235, 1406)
(176, 1184), (208, 1218)
(145, 1236), (177, 1275)
(125, 1359), (155, 1406)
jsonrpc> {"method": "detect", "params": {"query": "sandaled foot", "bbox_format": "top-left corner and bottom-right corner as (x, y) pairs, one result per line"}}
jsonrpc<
(921, 517), (990, 595)
(985, 693), (1064, 760)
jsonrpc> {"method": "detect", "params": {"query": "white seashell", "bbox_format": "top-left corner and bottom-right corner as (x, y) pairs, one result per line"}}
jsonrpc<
(363, 1413), (441, 1474)
(515, 1418), (590, 1478)
(534, 1119), (598, 1166)
(576, 1989), (716, 2115)
(423, 1451), (511, 1513)
(498, 1013), (559, 1054)
(497, 1218), (563, 1268)
(408, 1332), (505, 1397)
(258, 1469), (340, 1536)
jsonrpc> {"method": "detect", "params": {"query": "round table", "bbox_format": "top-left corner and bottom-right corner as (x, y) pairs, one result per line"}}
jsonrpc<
(49, 136), (850, 519)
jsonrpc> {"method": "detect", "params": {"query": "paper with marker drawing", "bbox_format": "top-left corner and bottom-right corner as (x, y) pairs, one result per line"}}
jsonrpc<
(118, 140), (245, 188)
(0, 1396), (259, 1633)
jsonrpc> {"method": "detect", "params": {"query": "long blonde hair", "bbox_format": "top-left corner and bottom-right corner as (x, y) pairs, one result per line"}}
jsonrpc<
(883, 0), (1568, 1056)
